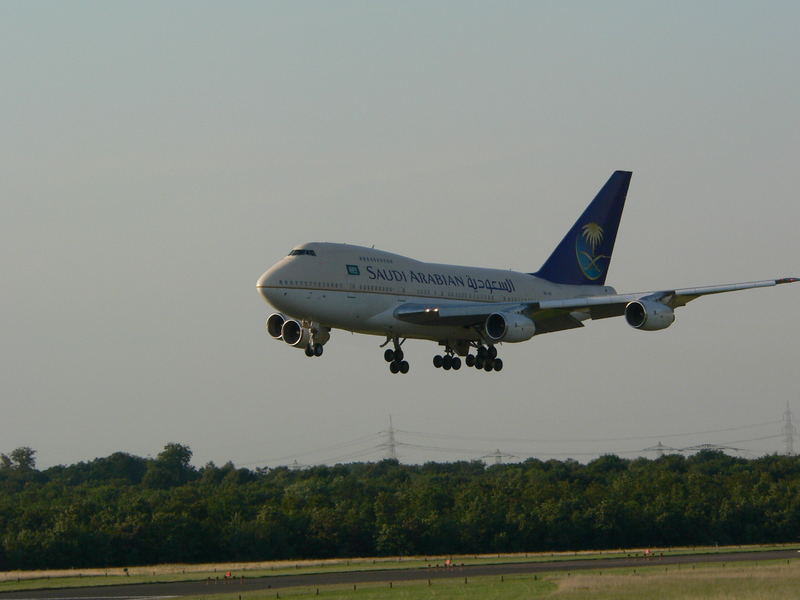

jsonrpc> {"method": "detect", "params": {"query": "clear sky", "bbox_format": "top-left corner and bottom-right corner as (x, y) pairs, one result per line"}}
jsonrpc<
(2, 1), (798, 469)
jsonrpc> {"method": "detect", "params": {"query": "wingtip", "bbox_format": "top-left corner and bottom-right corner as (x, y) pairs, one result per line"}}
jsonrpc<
(776, 277), (799, 284)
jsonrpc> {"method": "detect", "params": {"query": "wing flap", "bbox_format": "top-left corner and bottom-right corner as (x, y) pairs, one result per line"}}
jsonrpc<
(532, 313), (586, 333)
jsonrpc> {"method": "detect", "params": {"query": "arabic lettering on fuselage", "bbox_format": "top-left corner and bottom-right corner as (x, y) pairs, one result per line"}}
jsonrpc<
(364, 266), (515, 294)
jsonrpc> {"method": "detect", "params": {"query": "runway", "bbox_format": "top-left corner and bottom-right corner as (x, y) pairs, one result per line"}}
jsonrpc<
(2, 550), (797, 600)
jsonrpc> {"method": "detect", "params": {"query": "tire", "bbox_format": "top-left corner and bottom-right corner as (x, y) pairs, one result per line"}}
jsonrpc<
(451, 357), (461, 370)
(395, 349), (404, 361)
(477, 347), (487, 359)
(475, 358), (484, 370)
(487, 346), (498, 359)
(465, 354), (475, 367)
(384, 349), (395, 362)
(433, 355), (443, 368)
(389, 361), (400, 374)
(484, 359), (493, 372)
(314, 344), (323, 357)
(443, 355), (453, 370)
(399, 361), (409, 374)
(305, 345), (314, 357)
(493, 358), (503, 372)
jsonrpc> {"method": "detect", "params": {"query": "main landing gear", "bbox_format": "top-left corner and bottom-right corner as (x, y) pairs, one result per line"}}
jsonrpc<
(382, 337), (409, 374)
(432, 348), (462, 371)
(464, 345), (503, 372)
(433, 343), (501, 373)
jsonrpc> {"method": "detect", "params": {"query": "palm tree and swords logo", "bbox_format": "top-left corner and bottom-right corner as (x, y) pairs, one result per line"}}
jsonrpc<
(576, 222), (609, 280)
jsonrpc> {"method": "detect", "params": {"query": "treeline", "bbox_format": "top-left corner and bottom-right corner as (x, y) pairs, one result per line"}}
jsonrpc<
(1, 444), (800, 569)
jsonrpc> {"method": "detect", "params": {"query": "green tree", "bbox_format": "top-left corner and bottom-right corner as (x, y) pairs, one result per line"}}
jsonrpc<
(1, 447), (36, 471)
(143, 443), (196, 489)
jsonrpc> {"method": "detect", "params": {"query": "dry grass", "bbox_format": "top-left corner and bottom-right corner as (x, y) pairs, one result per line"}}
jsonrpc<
(2, 543), (794, 583)
(5, 559), (800, 599)
(0, 552), (597, 582)
(552, 561), (800, 599)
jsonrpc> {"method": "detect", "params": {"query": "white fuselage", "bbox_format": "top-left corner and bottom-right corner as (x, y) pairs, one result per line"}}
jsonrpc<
(257, 243), (615, 343)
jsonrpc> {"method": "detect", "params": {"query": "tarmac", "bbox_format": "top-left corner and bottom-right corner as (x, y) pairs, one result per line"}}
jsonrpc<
(1, 549), (797, 600)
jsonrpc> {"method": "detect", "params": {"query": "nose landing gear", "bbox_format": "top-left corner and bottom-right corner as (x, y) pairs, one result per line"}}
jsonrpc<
(302, 324), (329, 358)
(305, 343), (324, 357)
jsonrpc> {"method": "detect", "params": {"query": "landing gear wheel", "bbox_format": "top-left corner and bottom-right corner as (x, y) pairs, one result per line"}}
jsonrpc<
(384, 349), (395, 362)
(493, 358), (503, 372)
(484, 359), (494, 372)
(433, 355), (443, 369)
(451, 357), (461, 370)
(487, 346), (498, 359)
(305, 345), (314, 357)
(443, 355), (453, 370)
(477, 346), (487, 360)
(394, 349), (404, 361)
(475, 357), (484, 370)
(313, 343), (323, 357)
(399, 360), (409, 374)
(389, 361), (400, 374)
(465, 354), (475, 367)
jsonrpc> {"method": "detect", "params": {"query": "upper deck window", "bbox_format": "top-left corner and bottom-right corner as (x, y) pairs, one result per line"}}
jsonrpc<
(288, 249), (317, 256)
(358, 255), (393, 264)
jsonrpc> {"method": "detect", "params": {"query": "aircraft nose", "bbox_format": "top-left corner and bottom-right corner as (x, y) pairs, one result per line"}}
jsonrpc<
(256, 270), (274, 301)
(257, 262), (287, 304)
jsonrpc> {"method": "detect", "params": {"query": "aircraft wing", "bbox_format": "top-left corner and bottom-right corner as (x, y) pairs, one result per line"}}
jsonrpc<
(393, 302), (524, 326)
(394, 278), (798, 335)
(537, 278), (799, 314)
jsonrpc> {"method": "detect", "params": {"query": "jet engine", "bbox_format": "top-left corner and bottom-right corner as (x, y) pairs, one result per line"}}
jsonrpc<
(484, 312), (536, 343)
(266, 313), (286, 339)
(281, 319), (311, 348)
(625, 300), (675, 331)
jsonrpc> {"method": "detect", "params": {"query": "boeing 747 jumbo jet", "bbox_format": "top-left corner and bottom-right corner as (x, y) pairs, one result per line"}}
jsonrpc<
(257, 171), (797, 374)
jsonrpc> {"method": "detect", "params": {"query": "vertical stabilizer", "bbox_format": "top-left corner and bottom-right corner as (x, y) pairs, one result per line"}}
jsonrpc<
(534, 170), (631, 286)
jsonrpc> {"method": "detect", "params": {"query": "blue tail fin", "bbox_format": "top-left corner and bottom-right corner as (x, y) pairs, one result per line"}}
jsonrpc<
(534, 170), (631, 286)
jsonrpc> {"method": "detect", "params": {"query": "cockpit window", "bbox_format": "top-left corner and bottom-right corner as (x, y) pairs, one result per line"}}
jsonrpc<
(288, 249), (317, 256)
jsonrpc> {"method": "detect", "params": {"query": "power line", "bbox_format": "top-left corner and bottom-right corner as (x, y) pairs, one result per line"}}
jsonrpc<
(395, 420), (780, 445)
(236, 432), (383, 467)
(481, 449), (518, 465)
(326, 446), (386, 464)
(235, 415), (790, 468)
(641, 442), (679, 457)
(377, 416), (398, 461)
(783, 402), (796, 456)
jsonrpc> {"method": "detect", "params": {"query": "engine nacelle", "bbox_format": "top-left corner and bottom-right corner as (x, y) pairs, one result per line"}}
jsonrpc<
(266, 313), (286, 339)
(625, 300), (675, 331)
(484, 312), (536, 343)
(281, 319), (311, 348)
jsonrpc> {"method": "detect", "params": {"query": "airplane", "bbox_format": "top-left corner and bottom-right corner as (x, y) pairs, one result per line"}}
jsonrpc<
(256, 171), (797, 374)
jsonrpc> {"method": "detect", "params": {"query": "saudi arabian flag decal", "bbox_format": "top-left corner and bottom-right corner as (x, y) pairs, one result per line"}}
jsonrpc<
(346, 264), (360, 276)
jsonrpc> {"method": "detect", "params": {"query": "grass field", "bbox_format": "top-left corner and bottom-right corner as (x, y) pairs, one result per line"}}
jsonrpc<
(177, 576), (557, 600)
(176, 560), (800, 600)
(551, 562), (800, 599)
(1, 544), (798, 595)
